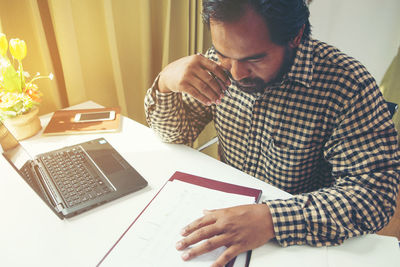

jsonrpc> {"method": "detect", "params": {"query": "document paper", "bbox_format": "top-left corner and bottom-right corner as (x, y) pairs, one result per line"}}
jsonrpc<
(99, 174), (260, 267)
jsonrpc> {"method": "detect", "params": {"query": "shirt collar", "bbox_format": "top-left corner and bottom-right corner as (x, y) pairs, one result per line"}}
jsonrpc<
(285, 38), (315, 88)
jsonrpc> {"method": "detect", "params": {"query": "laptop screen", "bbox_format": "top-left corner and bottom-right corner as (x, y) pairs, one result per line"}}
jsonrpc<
(0, 121), (32, 170)
(0, 121), (55, 213)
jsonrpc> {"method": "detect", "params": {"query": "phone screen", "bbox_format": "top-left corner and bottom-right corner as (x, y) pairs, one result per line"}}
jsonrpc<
(79, 112), (111, 121)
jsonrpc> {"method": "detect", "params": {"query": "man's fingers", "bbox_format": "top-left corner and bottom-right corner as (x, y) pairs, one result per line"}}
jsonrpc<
(180, 234), (228, 261)
(198, 53), (230, 87)
(180, 213), (216, 237)
(177, 223), (220, 251)
(211, 245), (242, 267)
(175, 205), (275, 265)
(191, 72), (223, 103)
(163, 53), (229, 105)
(179, 72), (222, 105)
(183, 83), (212, 105)
(158, 53), (230, 103)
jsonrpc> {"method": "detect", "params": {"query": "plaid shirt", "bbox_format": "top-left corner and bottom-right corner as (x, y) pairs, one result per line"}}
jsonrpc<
(145, 38), (400, 247)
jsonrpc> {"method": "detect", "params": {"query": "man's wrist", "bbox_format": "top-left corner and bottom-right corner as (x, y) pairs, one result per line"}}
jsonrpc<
(259, 203), (276, 239)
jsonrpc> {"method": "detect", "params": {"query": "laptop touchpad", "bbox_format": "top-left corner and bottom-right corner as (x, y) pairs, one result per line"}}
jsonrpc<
(93, 154), (125, 175)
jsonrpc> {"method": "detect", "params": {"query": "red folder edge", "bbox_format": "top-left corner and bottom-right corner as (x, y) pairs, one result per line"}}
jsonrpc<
(171, 171), (262, 202)
(97, 171), (263, 266)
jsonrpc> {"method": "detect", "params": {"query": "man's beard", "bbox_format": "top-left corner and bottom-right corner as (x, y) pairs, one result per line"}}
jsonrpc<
(228, 46), (294, 94)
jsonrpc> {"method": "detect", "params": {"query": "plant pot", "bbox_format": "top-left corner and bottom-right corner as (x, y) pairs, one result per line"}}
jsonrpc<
(0, 123), (19, 151)
(3, 108), (42, 140)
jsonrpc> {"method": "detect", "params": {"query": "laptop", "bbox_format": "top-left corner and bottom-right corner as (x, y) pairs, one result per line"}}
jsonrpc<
(0, 121), (148, 219)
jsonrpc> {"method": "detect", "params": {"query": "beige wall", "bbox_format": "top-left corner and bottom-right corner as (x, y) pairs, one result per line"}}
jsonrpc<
(309, 0), (400, 84)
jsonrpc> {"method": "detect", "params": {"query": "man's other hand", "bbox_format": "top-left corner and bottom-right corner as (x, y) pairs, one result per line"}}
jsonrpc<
(175, 204), (275, 267)
(158, 54), (230, 106)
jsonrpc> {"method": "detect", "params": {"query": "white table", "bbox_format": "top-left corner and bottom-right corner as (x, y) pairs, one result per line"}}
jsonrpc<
(0, 101), (398, 267)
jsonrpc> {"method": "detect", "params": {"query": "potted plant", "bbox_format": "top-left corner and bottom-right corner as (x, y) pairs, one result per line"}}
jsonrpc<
(0, 33), (53, 140)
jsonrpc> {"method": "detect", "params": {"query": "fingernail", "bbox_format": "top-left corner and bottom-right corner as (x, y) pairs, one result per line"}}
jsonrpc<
(180, 228), (187, 235)
(176, 241), (183, 250)
(216, 99), (221, 105)
(182, 252), (190, 261)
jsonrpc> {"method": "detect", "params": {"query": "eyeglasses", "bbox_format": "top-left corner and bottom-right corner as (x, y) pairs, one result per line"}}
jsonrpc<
(209, 70), (232, 98)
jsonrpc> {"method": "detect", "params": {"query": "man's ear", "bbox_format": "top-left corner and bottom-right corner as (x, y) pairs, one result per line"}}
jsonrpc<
(289, 24), (305, 48)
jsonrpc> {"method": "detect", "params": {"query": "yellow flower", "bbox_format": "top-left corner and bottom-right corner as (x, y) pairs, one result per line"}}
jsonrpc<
(9, 38), (27, 60)
(0, 35), (54, 119)
(0, 33), (7, 56)
(0, 92), (21, 109)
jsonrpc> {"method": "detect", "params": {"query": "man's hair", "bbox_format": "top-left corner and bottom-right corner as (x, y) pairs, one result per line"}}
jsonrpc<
(202, 0), (311, 45)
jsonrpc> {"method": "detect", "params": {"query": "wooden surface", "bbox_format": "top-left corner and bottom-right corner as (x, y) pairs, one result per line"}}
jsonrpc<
(42, 107), (121, 135)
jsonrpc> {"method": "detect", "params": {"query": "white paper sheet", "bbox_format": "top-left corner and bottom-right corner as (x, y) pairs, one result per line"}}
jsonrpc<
(100, 179), (256, 267)
(249, 234), (399, 267)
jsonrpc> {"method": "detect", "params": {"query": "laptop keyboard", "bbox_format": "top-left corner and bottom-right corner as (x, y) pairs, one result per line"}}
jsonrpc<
(21, 162), (36, 186)
(20, 162), (42, 195)
(40, 146), (112, 207)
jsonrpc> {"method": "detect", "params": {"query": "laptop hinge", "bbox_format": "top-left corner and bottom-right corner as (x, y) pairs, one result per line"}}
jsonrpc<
(33, 162), (65, 213)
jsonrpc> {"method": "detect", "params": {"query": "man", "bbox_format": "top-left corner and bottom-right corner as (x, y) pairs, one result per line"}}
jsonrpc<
(144, 0), (400, 266)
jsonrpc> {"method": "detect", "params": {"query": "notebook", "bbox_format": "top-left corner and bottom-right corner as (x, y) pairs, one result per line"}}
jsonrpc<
(0, 120), (148, 219)
(98, 171), (262, 266)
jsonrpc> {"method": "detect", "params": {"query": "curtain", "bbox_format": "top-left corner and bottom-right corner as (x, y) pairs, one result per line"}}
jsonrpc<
(0, 0), (210, 125)
(380, 46), (400, 141)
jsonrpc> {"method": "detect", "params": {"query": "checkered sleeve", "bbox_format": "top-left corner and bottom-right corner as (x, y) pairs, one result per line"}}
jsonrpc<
(144, 74), (213, 145)
(265, 68), (400, 247)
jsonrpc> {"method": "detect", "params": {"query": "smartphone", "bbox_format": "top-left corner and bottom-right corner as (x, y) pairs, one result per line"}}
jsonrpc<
(74, 111), (116, 123)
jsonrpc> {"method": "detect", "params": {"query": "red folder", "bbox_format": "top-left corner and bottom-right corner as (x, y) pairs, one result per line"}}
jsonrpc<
(98, 171), (262, 266)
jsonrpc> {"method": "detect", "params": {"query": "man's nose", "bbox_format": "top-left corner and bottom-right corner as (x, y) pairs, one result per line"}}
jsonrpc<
(228, 60), (251, 81)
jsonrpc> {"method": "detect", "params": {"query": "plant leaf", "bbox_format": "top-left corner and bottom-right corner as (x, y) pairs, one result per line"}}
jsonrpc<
(2, 64), (22, 92)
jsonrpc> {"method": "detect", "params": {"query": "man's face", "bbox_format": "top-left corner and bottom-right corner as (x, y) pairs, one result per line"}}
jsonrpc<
(210, 7), (292, 93)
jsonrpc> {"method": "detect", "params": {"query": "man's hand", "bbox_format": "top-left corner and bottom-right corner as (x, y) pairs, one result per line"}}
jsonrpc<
(175, 204), (275, 267)
(158, 54), (230, 106)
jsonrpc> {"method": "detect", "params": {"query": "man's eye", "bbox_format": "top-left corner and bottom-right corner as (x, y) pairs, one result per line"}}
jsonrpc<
(247, 57), (263, 63)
